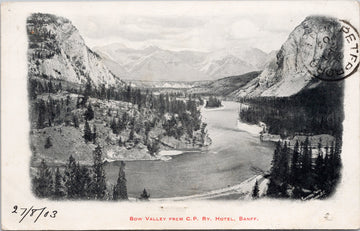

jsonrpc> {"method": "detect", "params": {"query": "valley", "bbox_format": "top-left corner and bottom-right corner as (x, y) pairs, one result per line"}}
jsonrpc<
(28, 13), (344, 201)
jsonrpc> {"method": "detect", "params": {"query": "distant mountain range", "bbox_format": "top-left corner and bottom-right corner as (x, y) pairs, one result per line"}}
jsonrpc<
(93, 44), (269, 81)
(27, 13), (341, 98)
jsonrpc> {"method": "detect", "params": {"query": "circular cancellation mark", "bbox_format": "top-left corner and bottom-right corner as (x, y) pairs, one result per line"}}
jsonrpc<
(302, 19), (359, 81)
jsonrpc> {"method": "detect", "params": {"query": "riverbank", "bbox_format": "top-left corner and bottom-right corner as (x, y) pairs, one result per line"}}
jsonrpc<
(131, 175), (269, 201)
(104, 101), (274, 199)
(236, 119), (264, 136)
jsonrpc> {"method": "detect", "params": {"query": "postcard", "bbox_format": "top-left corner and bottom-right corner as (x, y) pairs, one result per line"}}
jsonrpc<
(1, 1), (360, 229)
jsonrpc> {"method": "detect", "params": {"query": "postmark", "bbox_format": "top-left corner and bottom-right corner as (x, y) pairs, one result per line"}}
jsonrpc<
(302, 19), (359, 81)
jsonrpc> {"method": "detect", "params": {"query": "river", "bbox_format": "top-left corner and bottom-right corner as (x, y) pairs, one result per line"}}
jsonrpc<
(104, 101), (275, 198)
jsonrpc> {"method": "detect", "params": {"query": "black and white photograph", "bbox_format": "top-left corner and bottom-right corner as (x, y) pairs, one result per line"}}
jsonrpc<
(1, 1), (360, 229)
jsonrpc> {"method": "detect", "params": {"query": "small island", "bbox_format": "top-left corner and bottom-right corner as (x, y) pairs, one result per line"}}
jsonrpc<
(205, 96), (222, 108)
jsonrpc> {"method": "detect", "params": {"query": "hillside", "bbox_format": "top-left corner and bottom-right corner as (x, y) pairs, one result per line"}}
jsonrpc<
(27, 13), (210, 166)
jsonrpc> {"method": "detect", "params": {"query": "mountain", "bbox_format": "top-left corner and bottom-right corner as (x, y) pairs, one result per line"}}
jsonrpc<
(94, 44), (268, 81)
(126, 49), (208, 81)
(189, 71), (261, 96)
(199, 48), (267, 78)
(232, 16), (343, 97)
(27, 13), (121, 87)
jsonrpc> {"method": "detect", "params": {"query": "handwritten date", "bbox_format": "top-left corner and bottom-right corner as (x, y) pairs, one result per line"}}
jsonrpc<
(12, 205), (57, 223)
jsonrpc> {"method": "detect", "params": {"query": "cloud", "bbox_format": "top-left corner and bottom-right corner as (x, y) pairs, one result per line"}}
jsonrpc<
(69, 11), (300, 52)
(228, 20), (263, 39)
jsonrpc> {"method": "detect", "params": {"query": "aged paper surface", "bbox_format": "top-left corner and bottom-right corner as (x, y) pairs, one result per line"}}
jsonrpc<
(1, 1), (360, 229)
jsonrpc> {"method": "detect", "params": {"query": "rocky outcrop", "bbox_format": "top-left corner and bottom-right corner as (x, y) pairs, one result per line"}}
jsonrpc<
(27, 13), (121, 87)
(233, 16), (343, 97)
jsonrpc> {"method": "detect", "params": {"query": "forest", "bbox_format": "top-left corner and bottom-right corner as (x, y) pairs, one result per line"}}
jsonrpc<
(239, 82), (344, 138)
(265, 137), (341, 199)
(244, 82), (344, 199)
(205, 96), (222, 108)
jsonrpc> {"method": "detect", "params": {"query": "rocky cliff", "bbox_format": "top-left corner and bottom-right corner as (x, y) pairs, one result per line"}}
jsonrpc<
(27, 13), (121, 87)
(232, 16), (343, 97)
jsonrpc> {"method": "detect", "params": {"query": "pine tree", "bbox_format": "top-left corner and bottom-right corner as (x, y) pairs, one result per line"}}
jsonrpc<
(77, 164), (92, 199)
(314, 150), (324, 189)
(48, 80), (54, 93)
(252, 180), (260, 199)
(270, 141), (282, 181)
(128, 127), (134, 141)
(84, 79), (92, 99)
(147, 139), (160, 156)
(33, 159), (53, 198)
(300, 137), (312, 186)
(64, 155), (78, 198)
(290, 141), (300, 185)
(84, 120), (92, 143)
(84, 103), (94, 121)
(113, 161), (128, 200)
(76, 96), (81, 108)
(37, 100), (46, 129)
(72, 115), (79, 128)
(53, 167), (65, 199)
(91, 145), (107, 200)
(118, 137), (123, 147)
(92, 124), (97, 144)
(139, 188), (150, 200)
(44, 136), (53, 149)
(279, 142), (289, 184)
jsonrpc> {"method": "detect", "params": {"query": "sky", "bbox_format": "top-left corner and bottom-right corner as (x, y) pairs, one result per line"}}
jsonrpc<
(70, 14), (295, 53)
(36, 1), (355, 53)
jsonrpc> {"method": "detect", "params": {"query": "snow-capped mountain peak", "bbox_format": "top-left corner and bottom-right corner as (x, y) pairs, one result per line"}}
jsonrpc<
(95, 43), (269, 81)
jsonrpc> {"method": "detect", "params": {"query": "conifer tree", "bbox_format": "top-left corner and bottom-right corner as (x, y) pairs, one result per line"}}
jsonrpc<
(290, 141), (300, 185)
(84, 103), (94, 121)
(139, 188), (150, 200)
(64, 155), (78, 198)
(84, 79), (92, 99)
(270, 141), (282, 181)
(77, 164), (92, 199)
(72, 115), (79, 128)
(37, 100), (46, 129)
(252, 180), (260, 199)
(113, 161), (128, 200)
(314, 150), (324, 189)
(76, 96), (81, 108)
(279, 141), (289, 184)
(91, 145), (107, 200)
(84, 120), (92, 143)
(147, 139), (160, 156)
(33, 159), (54, 198)
(128, 127), (135, 141)
(118, 137), (123, 147)
(53, 167), (65, 199)
(48, 80), (54, 93)
(44, 136), (53, 149)
(300, 137), (312, 185)
(92, 124), (97, 144)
